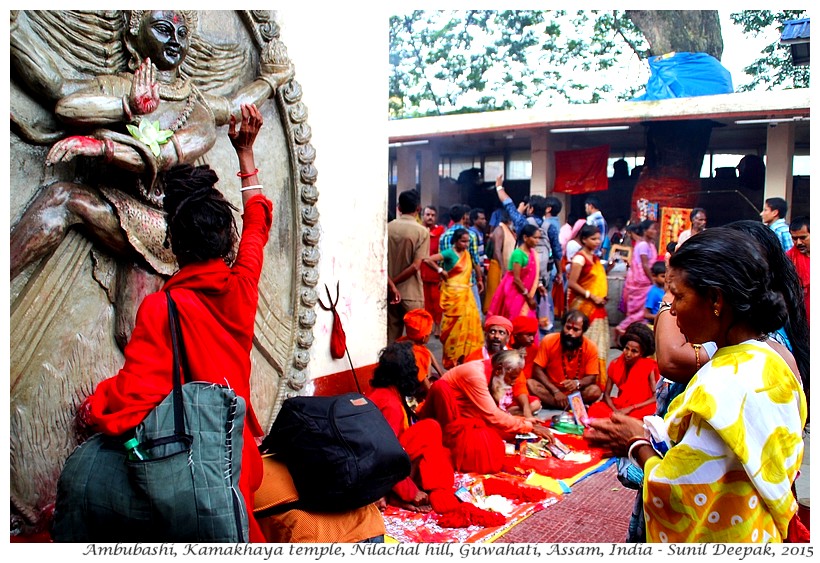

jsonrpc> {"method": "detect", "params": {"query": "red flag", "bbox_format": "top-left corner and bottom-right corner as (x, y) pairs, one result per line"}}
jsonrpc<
(553, 144), (610, 194)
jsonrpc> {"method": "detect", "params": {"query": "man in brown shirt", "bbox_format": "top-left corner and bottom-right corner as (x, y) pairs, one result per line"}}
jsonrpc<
(387, 190), (430, 342)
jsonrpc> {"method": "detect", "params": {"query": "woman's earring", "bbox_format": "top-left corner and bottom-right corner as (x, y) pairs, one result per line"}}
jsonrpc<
(713, 308), (720, 317)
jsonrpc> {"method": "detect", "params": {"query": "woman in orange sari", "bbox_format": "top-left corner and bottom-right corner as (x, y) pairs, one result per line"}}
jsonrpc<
(567, 224), (614, 385)
(425, 228), (484, 368)
(488, 223), (541, 324)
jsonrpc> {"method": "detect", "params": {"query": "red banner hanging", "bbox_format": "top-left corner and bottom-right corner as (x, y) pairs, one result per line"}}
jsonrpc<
(553, 144), (610, 195)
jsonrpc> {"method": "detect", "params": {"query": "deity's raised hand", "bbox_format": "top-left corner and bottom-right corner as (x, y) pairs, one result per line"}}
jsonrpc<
(129, 58), (160, 116)
(258, 39), (295, 91)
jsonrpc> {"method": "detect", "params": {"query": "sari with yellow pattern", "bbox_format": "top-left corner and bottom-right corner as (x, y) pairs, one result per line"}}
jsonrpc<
(568, 251), (609, 385)
(644, 340), (806, 543)
(439, 249), (484, 369)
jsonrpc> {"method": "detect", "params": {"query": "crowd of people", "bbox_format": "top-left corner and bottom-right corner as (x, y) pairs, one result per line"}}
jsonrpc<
(30, 7), (808, 545)
(68, 107), (809, 543)
(385, 183), (810, 543)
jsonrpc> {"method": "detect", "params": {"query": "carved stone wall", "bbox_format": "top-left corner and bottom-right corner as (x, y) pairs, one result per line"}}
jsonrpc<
(9, 10), (318, 534)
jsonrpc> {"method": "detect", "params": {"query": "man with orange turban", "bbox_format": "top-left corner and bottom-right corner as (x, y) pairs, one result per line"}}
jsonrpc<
(397, 309), (445, 391)
(463, 315), (540, 418)
(463, 315), (512, 362)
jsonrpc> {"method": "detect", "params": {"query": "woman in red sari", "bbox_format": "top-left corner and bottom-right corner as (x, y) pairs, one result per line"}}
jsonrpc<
(588, 322), (658, 420)
(488, 223), (541, 325)
(79, 104), (271, 541)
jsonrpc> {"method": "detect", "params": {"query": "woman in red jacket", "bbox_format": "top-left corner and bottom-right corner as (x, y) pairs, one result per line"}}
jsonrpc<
(79, 103), (272, 542)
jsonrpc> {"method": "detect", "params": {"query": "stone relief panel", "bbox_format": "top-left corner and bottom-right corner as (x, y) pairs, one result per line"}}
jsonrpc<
(9, 10), (318, 534)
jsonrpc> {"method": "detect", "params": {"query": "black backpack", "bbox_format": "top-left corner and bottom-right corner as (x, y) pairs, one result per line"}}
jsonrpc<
(260, 393), (411, 512)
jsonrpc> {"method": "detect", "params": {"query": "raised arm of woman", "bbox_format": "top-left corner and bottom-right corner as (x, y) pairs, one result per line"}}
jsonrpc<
(228, 103), (264, 208)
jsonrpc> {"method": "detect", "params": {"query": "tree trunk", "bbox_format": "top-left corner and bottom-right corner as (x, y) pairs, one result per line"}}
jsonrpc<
(630, 120), (716, 219)
(626, 11), (724, 219)
(625, 10), (723, 59)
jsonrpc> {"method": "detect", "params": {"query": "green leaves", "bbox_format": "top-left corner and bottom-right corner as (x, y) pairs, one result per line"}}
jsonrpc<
(730, 10), (810, 92)
(126, 120), (173, 157)
(389, 10), (649, 118)
(389, 10), (807, 118)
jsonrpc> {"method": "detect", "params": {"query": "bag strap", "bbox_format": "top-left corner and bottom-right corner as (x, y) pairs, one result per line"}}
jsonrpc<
(254, 500), (304, 518)
(165, 290), (190, 437)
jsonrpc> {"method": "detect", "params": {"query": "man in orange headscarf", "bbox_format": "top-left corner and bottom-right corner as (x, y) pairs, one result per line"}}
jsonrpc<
(511, 315), (539, 380)
(398, 309), (445, 391)
(463, 315), (540, 418)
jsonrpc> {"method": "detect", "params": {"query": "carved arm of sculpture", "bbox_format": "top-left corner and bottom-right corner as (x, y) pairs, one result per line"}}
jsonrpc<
(209, 39), (296, 125)
(46, 60), (209, 173)
(53, 59), (159, 126)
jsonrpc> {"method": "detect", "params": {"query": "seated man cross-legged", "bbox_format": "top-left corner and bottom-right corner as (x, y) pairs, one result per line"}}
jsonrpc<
(527, 309), (602, 409)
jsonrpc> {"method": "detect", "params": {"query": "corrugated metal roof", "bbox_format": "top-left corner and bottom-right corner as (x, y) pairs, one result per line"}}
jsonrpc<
(781, 18), (810, 43)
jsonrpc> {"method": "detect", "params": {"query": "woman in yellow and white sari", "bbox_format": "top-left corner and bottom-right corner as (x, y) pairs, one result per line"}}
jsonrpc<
(425, 228), (484, 369)
(587, 228), (806, 543)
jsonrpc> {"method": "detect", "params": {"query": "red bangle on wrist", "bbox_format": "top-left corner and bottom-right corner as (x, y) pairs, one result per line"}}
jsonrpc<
(237, 168), (259, 178)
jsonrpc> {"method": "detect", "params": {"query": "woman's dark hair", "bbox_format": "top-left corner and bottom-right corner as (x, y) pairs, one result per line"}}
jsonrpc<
(517, 223), (539, 245)
(626, 221), (647, 237)
(626, 223), (643, 237)
(370, 341), (419, 397)
(451, 227), (469, 245)
(671, 228), (789, 343)
(621, 321), (655, 357)
(578, 223), (600, 241)
(639, 219), (656, 232)
(163, 164), (238, 267)
(724, 220), (810, 388)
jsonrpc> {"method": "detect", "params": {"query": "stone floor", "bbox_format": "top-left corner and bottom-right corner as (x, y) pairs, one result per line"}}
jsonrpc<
(496, 464), (635, 543)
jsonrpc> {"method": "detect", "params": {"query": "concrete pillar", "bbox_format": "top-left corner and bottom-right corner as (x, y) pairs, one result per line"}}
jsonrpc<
(396, 146), (417, 192)
(418, 144), (440, 211)
(531, 133), (549, 198)
(531, 130), (566, 223)
(764, 122), (795, 220)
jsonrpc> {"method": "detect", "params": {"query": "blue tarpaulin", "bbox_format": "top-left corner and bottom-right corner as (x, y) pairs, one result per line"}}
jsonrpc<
(633, 51), (734, 101)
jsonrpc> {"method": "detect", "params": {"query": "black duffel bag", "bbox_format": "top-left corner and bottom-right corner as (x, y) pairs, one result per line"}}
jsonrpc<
(261, 393), (411, 512)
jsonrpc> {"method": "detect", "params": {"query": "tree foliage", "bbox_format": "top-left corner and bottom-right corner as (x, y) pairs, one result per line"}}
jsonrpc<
(389, 10), (648, 118)
(729, 10), (810, 91)
(389, 10), (809, 118)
